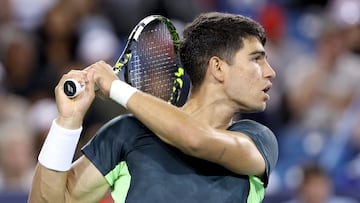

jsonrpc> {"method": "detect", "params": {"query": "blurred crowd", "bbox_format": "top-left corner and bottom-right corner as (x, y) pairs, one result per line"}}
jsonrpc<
(0, 0), (359, 202)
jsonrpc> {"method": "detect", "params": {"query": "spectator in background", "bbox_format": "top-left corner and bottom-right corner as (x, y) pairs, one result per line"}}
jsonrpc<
(26, 98), (58, 156)
(283, 164), (358, 203)
(37, 1), (80, 76)
(6, 0), (57, 32)
(276, 0), (360, 194)
(0, 95), (36, 193)
(319, 71), (360, 195)
(283, 0), (360, 134)
(343, 118), (360, 190)
(320, 4), (360, 185)
(0, 122), (36, 192)
(0, 25), (41, 101)
(284, 23), (352, 131)
(0, 0), (11, 26)
(0, 94), (29, 124)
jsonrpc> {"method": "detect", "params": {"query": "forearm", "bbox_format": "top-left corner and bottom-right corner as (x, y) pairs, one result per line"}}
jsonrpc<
(29, 119), (82, 203)
(127, 92), (200, 154)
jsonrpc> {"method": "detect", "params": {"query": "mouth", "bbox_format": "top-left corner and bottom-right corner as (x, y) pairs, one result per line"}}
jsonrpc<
(262, 84), (272, 93)
(262, 84), (272, 101)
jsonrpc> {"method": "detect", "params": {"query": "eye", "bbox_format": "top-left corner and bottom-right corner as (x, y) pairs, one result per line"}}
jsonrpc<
(252, 54), (268, 64)
(252, 56), (262, 62)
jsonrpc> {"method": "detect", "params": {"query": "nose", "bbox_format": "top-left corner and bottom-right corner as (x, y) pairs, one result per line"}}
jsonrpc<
(264, 61), (276, 80)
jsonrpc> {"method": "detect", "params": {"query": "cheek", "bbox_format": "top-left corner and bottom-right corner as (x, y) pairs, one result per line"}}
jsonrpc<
(240, 68), (261, 91)
(227, 72), (255, 100)
(227, 63), (262, 95)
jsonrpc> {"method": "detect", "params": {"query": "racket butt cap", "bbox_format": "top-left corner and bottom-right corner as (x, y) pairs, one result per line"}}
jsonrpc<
(63, 79), (84, 98)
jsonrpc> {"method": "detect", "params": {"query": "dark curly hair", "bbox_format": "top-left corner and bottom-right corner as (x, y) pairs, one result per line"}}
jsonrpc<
(179, 12), (266, 91)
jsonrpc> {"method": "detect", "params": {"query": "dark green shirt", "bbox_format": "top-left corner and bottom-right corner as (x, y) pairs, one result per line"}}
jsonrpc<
(82, 114), (278, 203)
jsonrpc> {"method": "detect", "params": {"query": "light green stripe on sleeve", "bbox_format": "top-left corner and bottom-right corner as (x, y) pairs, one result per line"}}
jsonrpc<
(247, 176), (264, 203)
(104, 161), (131, 203)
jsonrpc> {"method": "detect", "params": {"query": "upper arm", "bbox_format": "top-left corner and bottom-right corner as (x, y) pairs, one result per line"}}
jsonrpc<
(194, 129), (266, 176)
(188, 120), (278, 181)
(28, 156), (110, 203)
(66, 155), (110, 203)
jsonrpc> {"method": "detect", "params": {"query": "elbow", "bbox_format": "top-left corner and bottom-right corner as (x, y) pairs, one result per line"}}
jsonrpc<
(179, 129), (213, 159)
(174, 127), (205, 157)
(178, 135), (203, 157)
(170, 124), (215, 159)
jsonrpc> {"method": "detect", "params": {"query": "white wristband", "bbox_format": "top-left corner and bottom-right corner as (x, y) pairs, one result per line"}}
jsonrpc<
(110, 80), (138, 108)
(38, 119), (82, 171)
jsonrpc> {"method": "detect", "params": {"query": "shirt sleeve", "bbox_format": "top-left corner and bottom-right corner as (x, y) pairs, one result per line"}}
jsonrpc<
(81, 114), (136, 176)
(229, 119), (278, 187)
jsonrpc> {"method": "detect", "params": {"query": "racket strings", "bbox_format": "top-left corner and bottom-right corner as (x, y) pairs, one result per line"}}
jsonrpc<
(129, 22), (178, 101)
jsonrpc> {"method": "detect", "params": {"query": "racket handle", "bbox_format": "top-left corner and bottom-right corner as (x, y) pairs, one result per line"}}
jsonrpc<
(63, 79), (84, 98)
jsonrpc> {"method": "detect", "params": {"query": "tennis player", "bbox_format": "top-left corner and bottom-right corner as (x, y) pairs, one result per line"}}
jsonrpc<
(29, 12), (278, 203)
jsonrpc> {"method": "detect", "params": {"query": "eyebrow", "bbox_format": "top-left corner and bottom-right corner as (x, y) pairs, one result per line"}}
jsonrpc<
(248, 50), (266, 56)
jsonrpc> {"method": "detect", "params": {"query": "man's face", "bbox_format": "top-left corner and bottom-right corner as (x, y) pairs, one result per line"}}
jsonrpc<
(224, 36), (276, 112)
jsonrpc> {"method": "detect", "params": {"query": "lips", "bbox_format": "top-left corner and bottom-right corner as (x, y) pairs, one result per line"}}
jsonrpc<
(262, 84), (272, 93)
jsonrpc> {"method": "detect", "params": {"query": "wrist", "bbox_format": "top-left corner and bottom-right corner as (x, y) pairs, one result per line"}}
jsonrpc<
(56, 116), (83, 130)
(38, 119), (82, 171)
(110, 80), (138, 108)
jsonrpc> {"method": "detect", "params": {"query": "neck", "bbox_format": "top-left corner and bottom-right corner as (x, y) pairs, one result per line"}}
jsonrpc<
(182, 97), (237, 129)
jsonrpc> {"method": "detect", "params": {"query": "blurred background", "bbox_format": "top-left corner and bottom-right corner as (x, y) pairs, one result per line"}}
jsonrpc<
(0, 0), (359, 202)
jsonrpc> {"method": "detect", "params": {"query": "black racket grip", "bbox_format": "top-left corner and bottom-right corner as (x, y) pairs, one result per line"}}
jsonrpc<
(63, 79), (84, 98)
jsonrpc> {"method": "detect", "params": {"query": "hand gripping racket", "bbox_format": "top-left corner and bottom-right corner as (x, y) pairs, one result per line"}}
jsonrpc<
(63, 15), (188, 106)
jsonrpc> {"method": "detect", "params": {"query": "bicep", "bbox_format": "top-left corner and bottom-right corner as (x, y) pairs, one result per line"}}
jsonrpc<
(66, 155), (110, 203)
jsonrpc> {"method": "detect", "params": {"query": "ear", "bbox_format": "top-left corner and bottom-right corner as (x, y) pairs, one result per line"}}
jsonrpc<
(208, 56), (225, 82)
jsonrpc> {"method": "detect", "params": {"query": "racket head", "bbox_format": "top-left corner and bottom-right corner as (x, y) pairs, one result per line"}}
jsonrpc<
(113, 15), (188, 106)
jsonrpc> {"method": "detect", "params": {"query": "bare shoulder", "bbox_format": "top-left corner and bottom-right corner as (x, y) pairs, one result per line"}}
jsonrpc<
(66, 155), (110, 202)
(28, 155), (110, 203)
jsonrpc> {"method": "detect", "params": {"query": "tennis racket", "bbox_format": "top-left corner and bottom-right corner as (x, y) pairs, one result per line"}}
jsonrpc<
(63, 15), (188, 106)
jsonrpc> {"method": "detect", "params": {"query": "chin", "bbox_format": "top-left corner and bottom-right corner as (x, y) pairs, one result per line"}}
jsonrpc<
(239, 100), (267, 113)
(259, 103), (267, 111)
(245, 103), (266, 113)
(242, 107), (265, 113)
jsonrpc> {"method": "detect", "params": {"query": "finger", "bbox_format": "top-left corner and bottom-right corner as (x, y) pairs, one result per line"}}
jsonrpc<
(57, 70), (88, 99)
(61, 70), (88, 85)
(86, 70), (96, 94)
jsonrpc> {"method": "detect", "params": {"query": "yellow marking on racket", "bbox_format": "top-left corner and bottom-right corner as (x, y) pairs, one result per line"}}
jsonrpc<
(114, 53), (132, 74)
